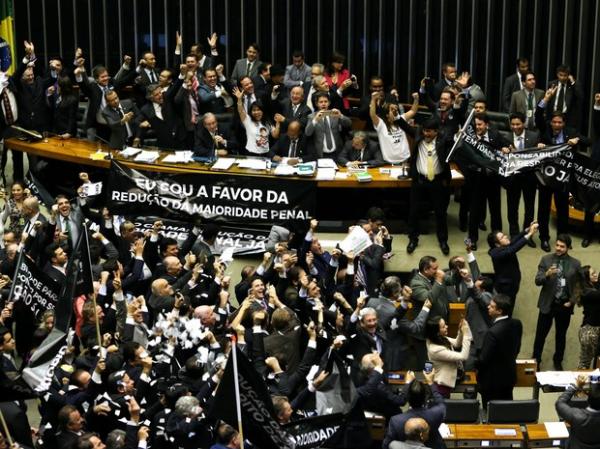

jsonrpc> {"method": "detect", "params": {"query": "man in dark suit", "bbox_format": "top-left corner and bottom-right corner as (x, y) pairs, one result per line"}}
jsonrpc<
(545, 65), (584, 129)
(505, 113), (540, 240)
(532, 234), (581, 370)
(502, 57), (529, 112)
(404, 118), (453, 255)
(431, 62), (457, 101)
(140, 82), (186, 149)
(43, 243), (68, 286)
(198, 66), (233, 114)
(535, 88), (590, 251)
(251, 62), (271, 98)
(337, 131), (383, 167)
(582, 93), (600, 247)
(356, 76), (403, 130)
(309, 75), (345, 113)
(271, 119), (315, 163)
(193, 112), (238, 158)
(509, 71), (544, 130)
(274, 86), (311, 131)
(302, 63), (324, 112)
(555, 376), (600, 448)
(101, 90), (143, 148)
(487, 222), (538, 305)
(357, 353), (407, 418)
(75, 55), (137, 142)
(383, 373), (446, 449)
(230, 43), (262, 85)
(476, 294), (523, 407)
(420, 81), (467, 136)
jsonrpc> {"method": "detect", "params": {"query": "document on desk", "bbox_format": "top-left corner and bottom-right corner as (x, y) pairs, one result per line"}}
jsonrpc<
(494, 428), (517, 436)
(120, 146), (142, 158)
(536, 369), (599, 387)
(273, 164), (296, 176)
(211, 158), (236, 170)
(317, 158), (338, 169)
(162, 151), (193, 163)
(338, 225), (372, 255)
(316, 168), (336, 180)
(134, 150), (161, 163)
(237, 158), (268, 170)
(544, 422), (569, 438)
(438, 423), (452, 438)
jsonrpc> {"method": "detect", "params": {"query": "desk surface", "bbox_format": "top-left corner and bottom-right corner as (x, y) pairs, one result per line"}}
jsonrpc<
(387, 370), (477, 386)
(525, 423), (569, 441)
(455, 424), (524, 441)
(6, 137), (464, 188)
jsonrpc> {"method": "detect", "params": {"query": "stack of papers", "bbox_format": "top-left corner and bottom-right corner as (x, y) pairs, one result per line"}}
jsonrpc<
(162, 151), (194, 163)
(544, 422), (569, 438)
(317, 158), (338, 169)
(335, 172), (350, 180)
(274, 164), (296, 176)
(339, 226), (373, 255)
(211, 158), (236, 170)
(120, 147), (142, 158)
(355, 172), (373, 182)
(134, 150), (161, 163)
(315, 168), (336, 180)
(237, 159), (269, 170)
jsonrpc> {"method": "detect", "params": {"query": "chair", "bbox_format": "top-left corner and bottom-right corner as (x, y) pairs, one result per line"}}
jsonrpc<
(487, 399), (539, 424)
(444, 399), (481, 423)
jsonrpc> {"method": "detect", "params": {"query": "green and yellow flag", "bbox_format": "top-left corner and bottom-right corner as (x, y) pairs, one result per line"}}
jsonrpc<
(0, 0), (15, 74)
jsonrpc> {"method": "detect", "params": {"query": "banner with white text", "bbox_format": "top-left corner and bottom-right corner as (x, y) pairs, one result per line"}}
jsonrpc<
(107, 161), (316, 224)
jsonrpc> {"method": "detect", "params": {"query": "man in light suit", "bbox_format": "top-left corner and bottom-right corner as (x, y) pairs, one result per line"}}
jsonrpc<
(509, 72), (544, 130)
(230, 43), (262, 85)
(101, 91), (144, 149)
(476, 294), (523, 407)
(532, 234), (580, 370)
(305, 92), (351, 159)
(502, 57), (529, 112)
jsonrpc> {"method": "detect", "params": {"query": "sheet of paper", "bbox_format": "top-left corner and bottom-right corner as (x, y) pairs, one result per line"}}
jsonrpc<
(494, 428), (517, 436)
(544, 422), (569, 438)
(237, 158), (268, 170)
(335, 172), (349, 180)
(219, 247), (235, 267)
(120, 146), (142, 157)
(211, 157), (236, 170)
(316, 168), (336, 180)
(274, 164), (296, 176)
(438, 423), (452, 438)
(338, 225), (373, 255)
(451, 169), (464, 180)
(134, 150), (161, 163)
(82, 182), (102, 197)
(389, 168), (404, 178)
(162, 151), (193, 163)
(317, 158), (338, 169)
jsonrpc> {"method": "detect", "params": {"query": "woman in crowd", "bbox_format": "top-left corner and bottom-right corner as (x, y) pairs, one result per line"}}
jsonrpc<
(233, 87), (281, 157)
(0, 182), (30, 236)
(425, 316), (472, 397)
(48, 76), (79, 138)
(575, 265), (600, 368)
(323, 52), (356, 111)
(369, 91), (420, 164)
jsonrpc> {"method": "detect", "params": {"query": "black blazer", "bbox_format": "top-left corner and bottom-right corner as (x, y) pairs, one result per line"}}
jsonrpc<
(502, 72), (523, 112)
(193, 125), (238, 157)
(421, 90), (467, 135)
(101, 99), (143, 148)
(140, 79), (186, 149)
(337, 139), (383, 166)
(276, 99), (311, 131)
(14, 62), (54, 132)
(49, 94), (78, 135)
(271, 133), (316, 161)
(535, 104), (590, 149)
(545, 78), (584, 128)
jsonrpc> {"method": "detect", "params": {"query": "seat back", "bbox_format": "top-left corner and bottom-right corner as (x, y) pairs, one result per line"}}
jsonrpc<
(487, 399), (539, 424)
(444, 399), (481, 423)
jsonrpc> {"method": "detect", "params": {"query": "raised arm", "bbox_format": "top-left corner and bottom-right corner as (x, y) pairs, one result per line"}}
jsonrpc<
(402, 92), (420, 121)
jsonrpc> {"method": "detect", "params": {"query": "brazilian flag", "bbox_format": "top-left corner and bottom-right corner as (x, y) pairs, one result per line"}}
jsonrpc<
(0, 0), (15, 74)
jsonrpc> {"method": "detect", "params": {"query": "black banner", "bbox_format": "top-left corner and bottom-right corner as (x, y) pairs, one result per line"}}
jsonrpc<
(21, 328), (70, 392)
(210, 347), (294, 449)
(25, 170), (55, 207)
(133, 217), (270, 255)
(11, 252), (61, 318)
(283, 414), (344, 449)
(107, 161), (316, 224)
(571, 153), (600, 214)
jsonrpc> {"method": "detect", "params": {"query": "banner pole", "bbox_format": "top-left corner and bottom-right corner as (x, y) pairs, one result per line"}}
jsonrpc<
(445, 107), (476, 163)
(231, 337), (245, 449)
(84, 222), (102, 351)
(0, 408), (14, 446)
(6, 248), (25, 302)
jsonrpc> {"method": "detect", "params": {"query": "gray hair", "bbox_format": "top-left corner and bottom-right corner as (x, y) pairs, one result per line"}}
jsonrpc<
(359, 307), (377, 321)
(175, 395), (201, 417)
(353, 131), (367, 143)
(106, 430), (126, 449)
(312, 75), (325, 89)
(312, 63), (325, 73)
(202, 112), (216, 125)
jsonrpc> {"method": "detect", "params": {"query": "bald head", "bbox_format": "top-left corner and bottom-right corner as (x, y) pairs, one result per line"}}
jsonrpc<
(287, 120), (302, 139)
(404, 417), (429, 443)
(22, 197), (40, 218)
(194, 305), (216, 327)
(151, 278), (171, 296)
(164, 256), (182, 275)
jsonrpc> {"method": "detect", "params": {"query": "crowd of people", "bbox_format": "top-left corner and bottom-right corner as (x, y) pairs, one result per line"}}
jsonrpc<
(0, 35), (599, 449)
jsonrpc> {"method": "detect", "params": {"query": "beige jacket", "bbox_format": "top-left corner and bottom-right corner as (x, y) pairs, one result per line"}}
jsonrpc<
(426, 328), (472, 388)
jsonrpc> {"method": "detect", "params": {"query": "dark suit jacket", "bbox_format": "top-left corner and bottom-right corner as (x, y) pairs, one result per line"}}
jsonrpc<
(198, 81), (233, 114)
(174, 83), (201, 132)
(271, 133), (315, 161)
(545, 78), (584, 128)
(140, 79), (186, 148)
(555, 388), (600, 449)
(403, 126), (452, 181)
(44, 264), (67, 287)
(101, 99), (142, 148)
(502, 72), (524, 112)
(337, 139), (383, 166)
(356, 370), (407, 418)
(476, 317), (523, 392)
(535, 104), (591, 150)
(421, 91), (467, 135)
(193, 125), (238, 157)
(488, 231), (528, 295)
(49, 93), (78, 135)
(592, 108), (600, 162)
(0, 79), (20, 138)
(534, 253), (581, 314)
(15, 61), (54, 132)
(276, 99), (311, 131)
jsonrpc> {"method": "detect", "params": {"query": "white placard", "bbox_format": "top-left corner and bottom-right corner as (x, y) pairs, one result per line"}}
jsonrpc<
(544, 422), (569, 438)
(338, 226), (373, 255)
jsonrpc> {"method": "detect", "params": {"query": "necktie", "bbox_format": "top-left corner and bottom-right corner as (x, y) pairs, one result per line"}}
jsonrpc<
(324, 117), (334, 151)
(289, 139), (297, 158)
(556, 84), (565, 112)
(527, 92), (534, 110)
(246, 61), (252, 76)
(150, 70), (157, 83)
(359, 148), (364, 162)
(1, 89), (14, 125)
(518, 136), (524, 151)
(425, 142), (435, 181)
(293, 105), (298, 116)
(245, 95), (252, 112)
(119, 107), (133, 137)
(64, 216), (72, 237)
(440, 110), (448, 122)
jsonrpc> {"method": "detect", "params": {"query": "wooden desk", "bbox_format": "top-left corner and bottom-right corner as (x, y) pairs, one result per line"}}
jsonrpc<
(448, 302), (466, 336)
(387, 370), (477, 393)
(525, 424), (568, 448)
(6, 137), (464, 189)
(454, 424), (524, 448)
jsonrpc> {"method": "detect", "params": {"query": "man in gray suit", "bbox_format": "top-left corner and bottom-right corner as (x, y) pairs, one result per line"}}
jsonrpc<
(509, 71), (544, 130)
(230, 43), (262, 85)
(532, 234), (581, 370)
(102, 91), (144, 148)
(305, 92), (351, 159)
(367, 276), (431, 370)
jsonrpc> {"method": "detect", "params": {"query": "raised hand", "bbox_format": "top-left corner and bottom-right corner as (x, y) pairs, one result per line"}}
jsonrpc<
(207, 32), (218, 49)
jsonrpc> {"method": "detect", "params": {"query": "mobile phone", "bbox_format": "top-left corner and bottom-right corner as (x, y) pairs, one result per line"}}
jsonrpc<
(424, 361), (433, 374)
(387, 372), (404, 380)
